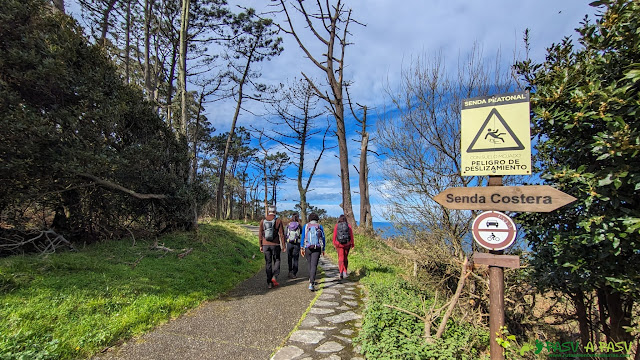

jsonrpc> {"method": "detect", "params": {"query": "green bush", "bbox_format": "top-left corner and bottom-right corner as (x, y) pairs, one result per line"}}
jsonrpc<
(357, 279), (488, 360)
(324, 229), (490, 358)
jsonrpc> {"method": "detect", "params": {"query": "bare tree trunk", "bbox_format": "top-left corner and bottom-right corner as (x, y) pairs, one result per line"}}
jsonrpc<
(99, 0), (118, 46)
(597, 288), (612, 343)
(572, 291), (591, 348)
(178, 0), (196, 229)
(335, 101), (355, 225)
(166, 45), (178, 129)
(178, 0), (190, 137)
(226, 188), (233, 219)
(605, 288), (633, 343)
(124, 0), (131, 83)
(216, 48), (255, 219)
(263, 166), (268, 217)
(191, 91), (204, 183)
(144, 0), (153, 96)
(242, 177), (247, 221)
(358, 106), (372, 230)
(53, 0), (65, 14)
(277, 0), (357, 226)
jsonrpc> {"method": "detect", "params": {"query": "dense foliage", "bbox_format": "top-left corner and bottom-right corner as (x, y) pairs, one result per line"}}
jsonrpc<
(0, 0), (199, 248)
(516, 0), (640, 343)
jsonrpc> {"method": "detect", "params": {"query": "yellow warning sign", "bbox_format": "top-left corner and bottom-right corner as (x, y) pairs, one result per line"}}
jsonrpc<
(461, 91), (531, 176)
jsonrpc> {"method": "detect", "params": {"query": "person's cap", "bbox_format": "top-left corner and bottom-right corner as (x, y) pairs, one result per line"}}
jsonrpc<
(268, 206), (277, 214)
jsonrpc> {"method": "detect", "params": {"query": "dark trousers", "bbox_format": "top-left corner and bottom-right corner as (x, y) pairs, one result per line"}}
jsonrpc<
(263, 245), (281, 283)
(287, 242), (300, 275)
(304, 247), (322, 284)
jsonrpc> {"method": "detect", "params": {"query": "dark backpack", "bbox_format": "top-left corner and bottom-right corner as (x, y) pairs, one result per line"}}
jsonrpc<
(287, 222), (301, 243)
(337, 222), (350, 244)
(263, 218), (276, 242)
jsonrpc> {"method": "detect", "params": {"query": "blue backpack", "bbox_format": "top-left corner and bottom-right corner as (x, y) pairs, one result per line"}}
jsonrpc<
(305, 223), (323, 248)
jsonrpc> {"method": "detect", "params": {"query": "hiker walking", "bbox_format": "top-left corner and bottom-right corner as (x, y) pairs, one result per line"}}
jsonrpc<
(332, 214), (354, 279)
(285, 213), (302, 278)
(300, 212), (326, 291)
(259, 206), (285, 289)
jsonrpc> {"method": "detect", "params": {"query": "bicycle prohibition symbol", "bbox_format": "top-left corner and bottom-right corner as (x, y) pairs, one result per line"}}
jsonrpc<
(471, 211), (517, 251)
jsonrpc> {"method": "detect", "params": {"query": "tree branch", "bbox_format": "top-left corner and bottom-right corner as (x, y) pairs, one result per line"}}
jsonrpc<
(79, 173), (168, 200)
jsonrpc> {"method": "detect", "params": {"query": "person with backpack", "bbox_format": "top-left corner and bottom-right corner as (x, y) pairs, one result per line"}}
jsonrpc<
(332, 214), (354, 279)
(300, 212), (326, 291)
(259, 206), (285, 289)
(285, 213), (302, 278)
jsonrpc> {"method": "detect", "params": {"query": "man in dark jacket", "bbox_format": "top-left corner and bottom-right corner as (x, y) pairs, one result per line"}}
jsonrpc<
(259, 206), (286, 288)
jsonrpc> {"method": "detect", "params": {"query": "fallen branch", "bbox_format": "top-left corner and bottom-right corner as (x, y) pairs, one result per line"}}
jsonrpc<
(178, 248), (193, 259)
(125, 227), (136, 247)
(126, 255), (145, 269)
(150, 243), (174, 252)
(435, 256), (470, 338)
(384, 292), (443, 343)
(0, 229), (75, 254)
(78, 173), (168, 200)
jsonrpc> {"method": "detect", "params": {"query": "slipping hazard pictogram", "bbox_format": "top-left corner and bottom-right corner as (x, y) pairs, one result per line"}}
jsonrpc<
(466, 108), (525, 153)
(460, 91), (531, 176)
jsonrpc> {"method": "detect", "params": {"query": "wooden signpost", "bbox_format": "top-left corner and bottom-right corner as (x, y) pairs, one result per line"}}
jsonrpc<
(445, 91), (578, 360)
(433, 185), (576, 212)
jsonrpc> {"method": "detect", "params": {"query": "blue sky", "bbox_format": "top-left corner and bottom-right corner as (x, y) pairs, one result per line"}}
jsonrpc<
(68, 0), (599, 221)
(218, 1), (598, 221)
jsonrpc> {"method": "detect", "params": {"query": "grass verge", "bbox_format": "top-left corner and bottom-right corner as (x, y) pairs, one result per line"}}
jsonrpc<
(0, 221), (262, 360)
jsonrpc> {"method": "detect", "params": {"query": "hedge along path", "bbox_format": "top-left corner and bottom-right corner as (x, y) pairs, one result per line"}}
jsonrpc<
(94, 225), (315, 360)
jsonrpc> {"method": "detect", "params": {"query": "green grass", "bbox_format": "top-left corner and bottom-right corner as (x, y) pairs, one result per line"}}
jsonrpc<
(0, 221), (262, 360)
(323, 226), (407, 284)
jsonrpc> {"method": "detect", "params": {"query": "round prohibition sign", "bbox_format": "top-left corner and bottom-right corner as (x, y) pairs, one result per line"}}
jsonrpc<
(472, 211), (517, 250)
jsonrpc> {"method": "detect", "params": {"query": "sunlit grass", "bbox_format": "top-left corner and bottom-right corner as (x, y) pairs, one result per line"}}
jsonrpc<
(323, 226), (407, 284)
(0, 221), (261, 359)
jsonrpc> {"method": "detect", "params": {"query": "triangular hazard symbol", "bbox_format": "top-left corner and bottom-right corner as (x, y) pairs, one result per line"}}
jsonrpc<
(467, 108), (525, 153)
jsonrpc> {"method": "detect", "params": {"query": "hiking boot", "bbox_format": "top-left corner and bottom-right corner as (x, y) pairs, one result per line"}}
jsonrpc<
(288, 272), (294, 279)
(338, 272), (343, 280)
(308, 283), (314, 291)
(268, 282), (273, 289)
(271, 278), (279, 287)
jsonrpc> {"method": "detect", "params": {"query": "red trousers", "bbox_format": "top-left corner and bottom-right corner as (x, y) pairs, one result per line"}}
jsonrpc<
(336, 246), (351, 273)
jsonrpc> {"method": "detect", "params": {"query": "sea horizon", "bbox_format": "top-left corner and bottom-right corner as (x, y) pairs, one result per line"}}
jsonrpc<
(372, 221), (398, 238)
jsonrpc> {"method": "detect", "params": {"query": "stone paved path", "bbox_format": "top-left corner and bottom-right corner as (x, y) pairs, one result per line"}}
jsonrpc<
(271, 257), (366, 360)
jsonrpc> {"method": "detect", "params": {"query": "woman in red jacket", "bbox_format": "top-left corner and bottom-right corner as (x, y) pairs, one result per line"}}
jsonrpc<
(332, 214), (354, 279)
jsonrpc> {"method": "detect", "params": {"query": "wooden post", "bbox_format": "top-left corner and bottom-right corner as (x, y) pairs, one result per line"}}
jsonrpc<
(488, 175), (505, 360)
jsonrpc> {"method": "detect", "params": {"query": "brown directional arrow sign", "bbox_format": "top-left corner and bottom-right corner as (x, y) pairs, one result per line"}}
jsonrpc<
(432, 185), (576, 212)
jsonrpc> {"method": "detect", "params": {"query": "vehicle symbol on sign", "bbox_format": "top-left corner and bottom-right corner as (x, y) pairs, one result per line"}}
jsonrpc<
(486, 221), (499, 228)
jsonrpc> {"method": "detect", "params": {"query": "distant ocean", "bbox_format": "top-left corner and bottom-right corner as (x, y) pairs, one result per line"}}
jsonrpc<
(372, 221), (399, 239)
